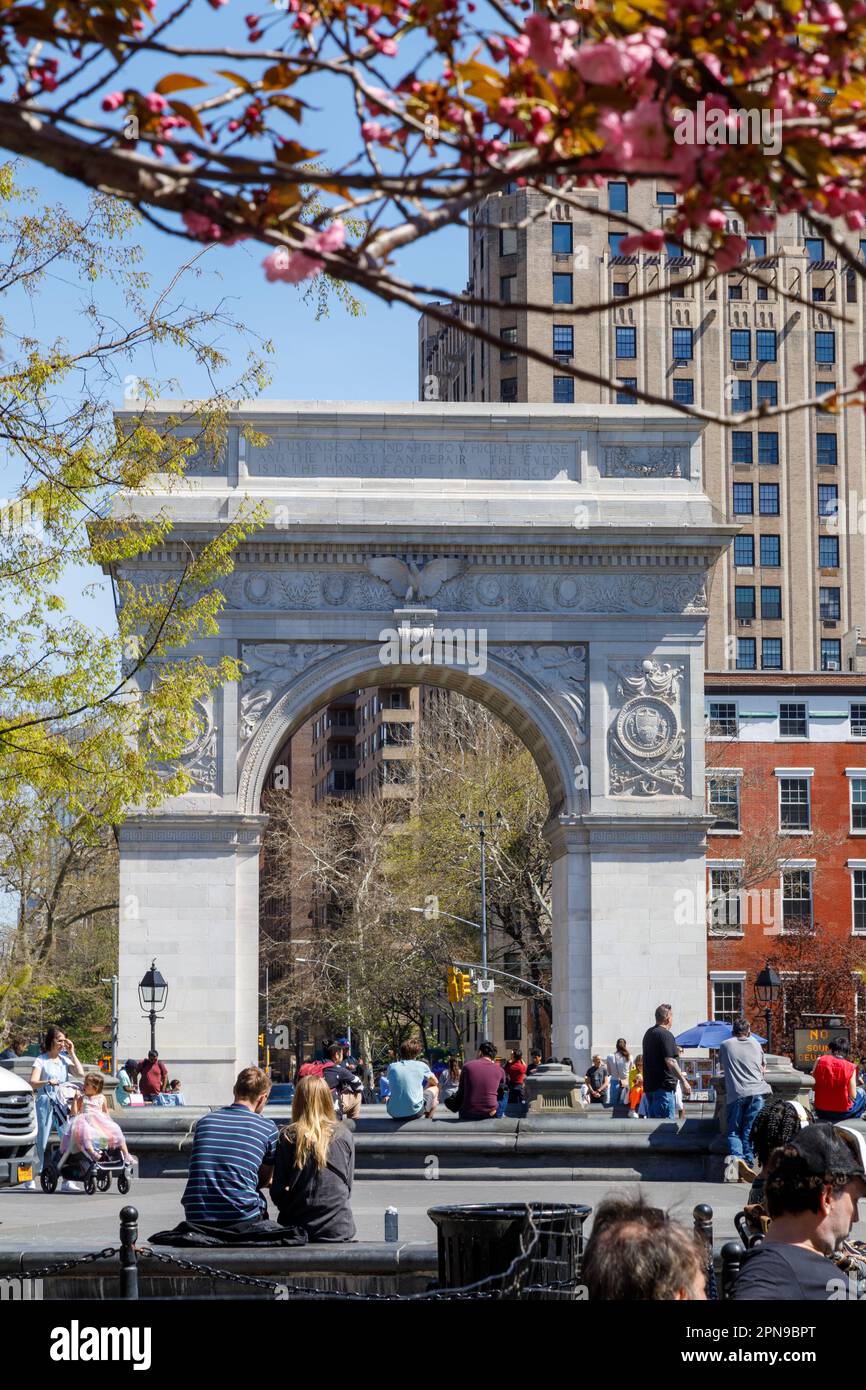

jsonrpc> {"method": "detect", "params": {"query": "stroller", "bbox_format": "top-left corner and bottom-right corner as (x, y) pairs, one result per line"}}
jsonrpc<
(40, 1083), (133, 1196)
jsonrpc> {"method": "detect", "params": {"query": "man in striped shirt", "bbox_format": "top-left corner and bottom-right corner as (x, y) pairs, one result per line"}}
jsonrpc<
(182, 1067), (278, 1227)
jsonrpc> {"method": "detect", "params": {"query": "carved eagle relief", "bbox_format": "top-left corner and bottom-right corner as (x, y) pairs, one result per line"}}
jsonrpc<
(365, 556), (464, 602)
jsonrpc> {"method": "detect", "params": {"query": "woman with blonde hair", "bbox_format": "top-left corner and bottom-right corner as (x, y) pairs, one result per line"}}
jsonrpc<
(270, 1074), (356, 1241)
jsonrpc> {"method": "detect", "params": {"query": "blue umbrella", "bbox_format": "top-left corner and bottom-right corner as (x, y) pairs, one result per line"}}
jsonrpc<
(675, 1021), (767, 1048)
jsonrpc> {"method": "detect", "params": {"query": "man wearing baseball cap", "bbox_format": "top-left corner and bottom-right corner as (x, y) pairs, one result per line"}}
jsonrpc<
(733, 1123), (866, 1300)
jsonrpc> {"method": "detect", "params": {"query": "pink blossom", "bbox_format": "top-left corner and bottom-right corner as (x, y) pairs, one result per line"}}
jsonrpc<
(361, 121), (390, 143)
(619, 229), (665, 254)
(573, 41), (628, 86)
(208, 0), (230, 6)
(101, 90), (125, 112)
(311, 221), (346, 254)
(144, 92), (167, 114)
(503, 35), (531, 62)
(714, 236), (747, 272)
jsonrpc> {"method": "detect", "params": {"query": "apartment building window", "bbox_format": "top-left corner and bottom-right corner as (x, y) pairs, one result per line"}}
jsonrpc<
(758, 432), (779, 465)
(821, 639), (842, 670)
(554, 376), (575, 403)
(851, 704), (866, 737)
(609, 232), (626, 256)
(846, 267), (857, 302)
(782, 868), (813, 928)
(818, 483), (838, 517)
(616, 377), (637, 404)
(819, 535), (839, 567)
(713, 978), (744, 1021)
(815, 331), (836, 363)
(734, 534), (754, 566)
(759, 483), (779, 515)
(613, 281), (629, 297)
(780, 703), (807, 737)
(708, 702), (738, 737)
(615, 326), (636, 358)
(779, 778), (811, 830)
(672, 378), (694, 404)
(552, 273), (573, 303)
(665, 239), (683, 259)
(709, 867), (742, 928)
(817, 434), (838, 467)
(500, 274), (516, 302)
(756, 330), (777, 362)
(503, 1005), (522, 1041)
(500, 227), (518, 256)
(728, 283), (743, 300)
(757, 380), (778, 408)
(711, 700), (739, 745)
(551, 222), (572, 254)
(762, 638), (783, 669)
(553, 324), (573, 356)
(761, 586), (782, 620)
(820, 586), (840, 620)
(735, 586), (756, 619)
(672, 327), (693, 361)
(657, 190), (676, 205)
(805, 237), (824, 262)
(500, 378), (518, 402)
(500, 326), (517, 360)
(816, 380), (836, 401)
(756, 284), (769, 300)
(851, 778), (866, 830)
(608, 182), (628, 212)
(733, 483), (754, 514)
(853, 870), (866, 932)
(708, 778), (740, 831)
(761, 535), (780, 566)
(731, 380), (752, 412)
(731, 329), (751, 361)
(732, 432), (753, 464)
(737, 638), (756, 669)
(812, 285), (826, 303)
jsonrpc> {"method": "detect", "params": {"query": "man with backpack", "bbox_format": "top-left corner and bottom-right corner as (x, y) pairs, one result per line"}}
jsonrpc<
(298, 1041), (364, 1120)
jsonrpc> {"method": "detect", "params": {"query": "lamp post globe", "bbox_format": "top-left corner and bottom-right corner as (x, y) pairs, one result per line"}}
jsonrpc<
(138, 959), (168, 1055)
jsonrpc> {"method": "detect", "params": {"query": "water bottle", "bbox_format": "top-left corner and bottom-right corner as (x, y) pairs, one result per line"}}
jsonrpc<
(384, 1206), (399, 1242)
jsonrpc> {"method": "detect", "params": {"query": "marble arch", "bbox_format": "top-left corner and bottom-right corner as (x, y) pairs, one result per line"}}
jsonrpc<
(112, 401), (733, 1103)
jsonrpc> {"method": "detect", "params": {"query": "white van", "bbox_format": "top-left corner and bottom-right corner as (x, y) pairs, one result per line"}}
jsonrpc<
(0, 1065), (38, 1185)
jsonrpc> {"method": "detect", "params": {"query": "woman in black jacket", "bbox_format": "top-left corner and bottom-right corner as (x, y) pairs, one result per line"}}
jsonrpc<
(271, 1075), (356, 1241)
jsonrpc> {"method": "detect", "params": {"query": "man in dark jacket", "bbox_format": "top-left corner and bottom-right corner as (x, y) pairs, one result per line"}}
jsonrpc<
(322, 1042), (364, 1120)
(453, 1041), (506, 1120)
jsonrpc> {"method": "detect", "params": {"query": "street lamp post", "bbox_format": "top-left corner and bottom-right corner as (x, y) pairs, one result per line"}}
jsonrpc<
(460, 810), (502, 1041)
(754, 962), (782, 1055)
(138, 960), (168, 1055)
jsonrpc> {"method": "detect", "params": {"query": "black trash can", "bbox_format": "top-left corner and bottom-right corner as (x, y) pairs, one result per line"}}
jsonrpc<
(427, 1202), (591, 1300)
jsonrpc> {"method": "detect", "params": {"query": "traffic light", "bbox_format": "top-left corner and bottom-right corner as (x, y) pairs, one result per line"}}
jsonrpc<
(459, 971), (472, 1001)
(258, 1032), (265, 1049)
(447, 966), (459, 1003)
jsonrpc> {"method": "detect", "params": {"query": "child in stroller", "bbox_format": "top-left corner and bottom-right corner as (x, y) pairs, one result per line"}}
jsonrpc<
(41, 1072), (133, 1194)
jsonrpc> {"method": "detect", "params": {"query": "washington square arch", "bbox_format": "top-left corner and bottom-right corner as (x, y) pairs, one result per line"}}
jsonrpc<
(111, 401), (734, 1104)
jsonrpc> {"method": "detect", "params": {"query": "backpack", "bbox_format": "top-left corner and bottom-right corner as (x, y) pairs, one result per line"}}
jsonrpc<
(297, 1060), (343, 1113)
(298, 1060), (329, 1081)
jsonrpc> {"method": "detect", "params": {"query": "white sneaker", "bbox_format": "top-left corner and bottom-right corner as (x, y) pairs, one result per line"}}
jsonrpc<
(60, 1180), (84, 1193)
(18, 1179), (37, 1190)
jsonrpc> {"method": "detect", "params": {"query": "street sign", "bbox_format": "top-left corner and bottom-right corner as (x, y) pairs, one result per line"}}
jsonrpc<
(793, 1025), (850, 1072)
(476, 978), (495, 995)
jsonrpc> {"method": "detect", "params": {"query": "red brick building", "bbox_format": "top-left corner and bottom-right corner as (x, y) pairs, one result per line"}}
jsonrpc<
(704, 672), (866, 1050)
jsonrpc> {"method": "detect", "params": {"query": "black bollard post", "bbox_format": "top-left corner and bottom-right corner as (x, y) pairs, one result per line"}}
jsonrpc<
(693, 1204), (716, 1300)
(119, 1206), (140, 1300)
(720, 1240), (747, 1301)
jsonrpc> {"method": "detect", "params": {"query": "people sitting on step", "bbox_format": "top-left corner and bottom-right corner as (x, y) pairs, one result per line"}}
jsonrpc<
(812, 1037), (866, 1123)
(386, 1038), (439, 1121)
(181, 1066), (279, 1232)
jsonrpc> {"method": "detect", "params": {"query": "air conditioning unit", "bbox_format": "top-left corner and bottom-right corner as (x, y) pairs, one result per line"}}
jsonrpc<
(738, 618), (753, 627)
(823, 619), (838, 628)
(819, 567), (839, 575)
(733, 362), (749, 369)
(554, 352), (574, 362)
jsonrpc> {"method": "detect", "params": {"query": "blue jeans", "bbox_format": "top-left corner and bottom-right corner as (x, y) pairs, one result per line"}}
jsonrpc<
(608, 1080), (624, 1108)
(726, 1094), (765, 1165)
(646, 1090), (677, 1119)
(35, 1090), (64, 1172)
(816, 1089), (866, 1123)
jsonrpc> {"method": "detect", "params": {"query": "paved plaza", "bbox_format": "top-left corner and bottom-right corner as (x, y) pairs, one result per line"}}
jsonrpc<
(4, 1175), (863, 1251)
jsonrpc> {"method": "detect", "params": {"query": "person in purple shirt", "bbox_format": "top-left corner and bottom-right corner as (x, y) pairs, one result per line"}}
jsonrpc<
(453, 1041), (506, 1121)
